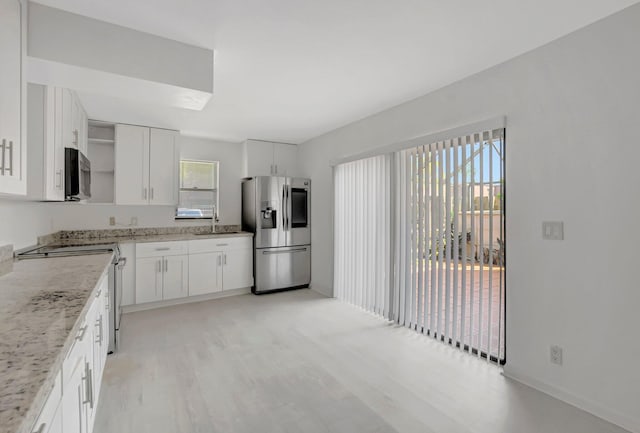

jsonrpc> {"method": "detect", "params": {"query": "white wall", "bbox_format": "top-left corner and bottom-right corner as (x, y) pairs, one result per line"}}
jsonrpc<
(45, 135), (243, 231)
(0, 199), (52, 249)
(299, 5), (640, 432)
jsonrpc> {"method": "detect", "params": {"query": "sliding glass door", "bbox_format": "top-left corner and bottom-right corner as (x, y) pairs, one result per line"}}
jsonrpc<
(333, 128), (505, 364)
(394, 129), (505, 363)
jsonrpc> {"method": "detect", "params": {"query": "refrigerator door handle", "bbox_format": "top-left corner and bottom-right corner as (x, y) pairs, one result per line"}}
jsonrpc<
(262, 247), (308, 255)
(285, 185), (290, 231)
(282, 184), (286, 231)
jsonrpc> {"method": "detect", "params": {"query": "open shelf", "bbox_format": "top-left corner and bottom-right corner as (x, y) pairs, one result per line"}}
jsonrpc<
(87, 120), (116, 204)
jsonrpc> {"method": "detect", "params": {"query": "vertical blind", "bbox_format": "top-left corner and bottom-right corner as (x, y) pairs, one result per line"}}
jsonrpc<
(334, 155), (391, 316)
(334, 128), (505, 363)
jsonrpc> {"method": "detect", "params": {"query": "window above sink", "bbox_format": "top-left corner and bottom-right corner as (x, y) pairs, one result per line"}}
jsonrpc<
(176, 159), (219, 220)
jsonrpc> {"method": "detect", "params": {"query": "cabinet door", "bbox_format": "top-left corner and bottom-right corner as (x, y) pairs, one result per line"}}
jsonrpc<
(49, 87), (65, 200)
(80, 106), (88, 156)
(0, 0), (26, 195)
(274, 142), (298, 176)
(162, 255), (188, 300)
(91, 295), (106, 409)
(60, 88), (75, 149)
(188, 252), (222, 296)
(43, 405), (63, 433)
(31, 372), (62, 433)
(245, 140), (275, 177)
(148, 128), (178, 205)
(62, 356), (85, 433)
(222, 249), (253, 291)
(115, 124), (149, 204)
(135, 257), (163, 303)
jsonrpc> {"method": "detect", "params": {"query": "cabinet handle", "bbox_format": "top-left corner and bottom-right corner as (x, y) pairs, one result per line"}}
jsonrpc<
(95, 316), (103, 345)
(150, 187), (154, 200)
(157, 259), (161, 273)
(216, 243), (228, 247)
(164, 258), (168, 273)
(73, 129), (79, 146)
(75, 325), (88, 341)
(224, 254), (227, 265)
(143, 188), (147, 200)
(82, 362), (94, 408)
(155, 247), (170, 251)
(56, 169), (63, 189)
(7, 141), (13, 176)
(1, 139), (5, 176)
(32, 423), (46, 433)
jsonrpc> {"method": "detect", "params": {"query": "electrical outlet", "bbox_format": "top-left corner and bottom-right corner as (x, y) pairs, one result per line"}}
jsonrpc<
(542, 221), (564, 240)
(131, 217), (138, 226)
(550, 345), (563, 365)
(109, 216), (116, 226)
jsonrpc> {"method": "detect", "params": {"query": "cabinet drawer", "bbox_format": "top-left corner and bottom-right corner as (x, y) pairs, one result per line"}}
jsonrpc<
(136, 241), (188, 258)
(188, 236), (252, 254)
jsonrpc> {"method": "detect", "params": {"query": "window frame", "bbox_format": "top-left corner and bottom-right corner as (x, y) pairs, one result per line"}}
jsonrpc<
(175, 158), (220, 220)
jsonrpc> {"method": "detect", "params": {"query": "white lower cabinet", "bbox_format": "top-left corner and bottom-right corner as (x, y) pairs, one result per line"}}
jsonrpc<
(31, 273), (109, 433)
(61, 356), (85, 433)
(129, 237), (253, 304)
(187, 237), (253, 296)
(162, 255), (189, 300)
(188, 252), (223, 296)
(135, 256), (163, 303)
(222, 249), (253, 290)
(135, 241), (188, 304)
(31, 372), (62, 433)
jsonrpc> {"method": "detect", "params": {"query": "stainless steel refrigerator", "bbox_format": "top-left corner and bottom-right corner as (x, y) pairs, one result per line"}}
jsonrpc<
(242, 176), (311, 294)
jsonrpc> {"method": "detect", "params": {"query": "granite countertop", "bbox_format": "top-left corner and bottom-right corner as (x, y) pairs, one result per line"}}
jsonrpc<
(0, 254), (114, 433)
(52, 231), (253, 247)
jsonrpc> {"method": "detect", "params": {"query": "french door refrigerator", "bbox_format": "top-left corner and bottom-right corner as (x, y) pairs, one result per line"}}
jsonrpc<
(242, 176), (311, 294)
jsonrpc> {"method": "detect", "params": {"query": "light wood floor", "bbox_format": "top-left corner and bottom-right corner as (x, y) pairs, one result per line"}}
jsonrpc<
(94, 289), (628, 433)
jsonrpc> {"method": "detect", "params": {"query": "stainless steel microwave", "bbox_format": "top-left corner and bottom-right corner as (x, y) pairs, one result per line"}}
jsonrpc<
(65, 148), (91, 201)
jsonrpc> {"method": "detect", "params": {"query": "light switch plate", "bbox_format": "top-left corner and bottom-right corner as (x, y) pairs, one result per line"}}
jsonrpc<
(542, 221), (564, 240)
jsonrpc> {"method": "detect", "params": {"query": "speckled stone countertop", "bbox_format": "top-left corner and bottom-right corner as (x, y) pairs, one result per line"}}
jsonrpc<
(51, 231), (253, 247)
(36, 225), (252, 248)
(0, 254), (113, 433)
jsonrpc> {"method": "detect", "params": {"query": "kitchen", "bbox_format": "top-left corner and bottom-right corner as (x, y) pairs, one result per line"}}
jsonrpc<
(1, 2), (313, 432)
(2, 1), (640, 433)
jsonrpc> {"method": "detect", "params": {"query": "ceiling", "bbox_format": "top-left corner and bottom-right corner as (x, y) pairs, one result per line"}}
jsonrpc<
(33, 0), (639, 144)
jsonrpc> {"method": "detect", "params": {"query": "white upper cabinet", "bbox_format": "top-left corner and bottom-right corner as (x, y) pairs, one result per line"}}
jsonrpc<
(243, 139), (298, 177)
(149, 128), (178, 205)
(273, 142), (298, 176)
(115, 125), (178, 205)
(115, 124), (149, 204)
(71, 94), (88, 155)
(28, 85), (89, 201)
(0, 0), (26, 195)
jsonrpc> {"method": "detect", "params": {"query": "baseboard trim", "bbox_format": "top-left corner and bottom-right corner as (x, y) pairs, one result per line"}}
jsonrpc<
(503, 365), (638, 433)
(122, 287), (252, 314)
(308, 282), (333, 298)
